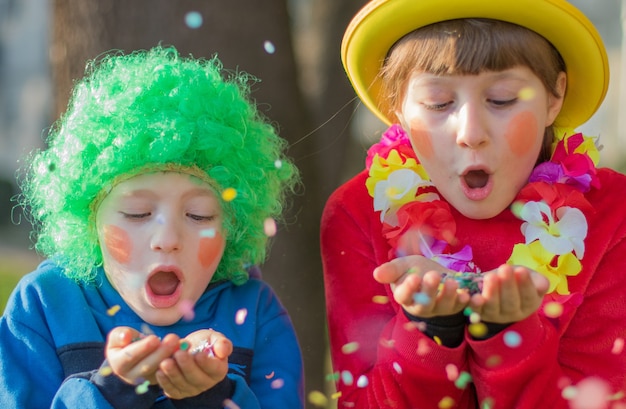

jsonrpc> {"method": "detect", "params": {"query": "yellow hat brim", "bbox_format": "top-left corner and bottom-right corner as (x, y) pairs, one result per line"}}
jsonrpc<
(342, 0), (609, 128)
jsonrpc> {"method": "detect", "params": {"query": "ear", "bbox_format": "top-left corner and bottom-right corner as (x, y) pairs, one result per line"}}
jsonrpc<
(546, 72), (567, 126)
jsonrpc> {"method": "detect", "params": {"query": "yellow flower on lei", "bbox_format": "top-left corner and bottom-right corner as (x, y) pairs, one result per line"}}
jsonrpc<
(553, 127), (600, 166)
(508, 241), (582, 295)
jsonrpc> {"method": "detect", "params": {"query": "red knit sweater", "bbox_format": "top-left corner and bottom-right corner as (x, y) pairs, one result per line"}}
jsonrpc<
(321, 167), (626, 408)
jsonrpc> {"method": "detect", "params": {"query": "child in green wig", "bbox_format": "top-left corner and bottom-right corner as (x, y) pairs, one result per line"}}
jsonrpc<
(0, 45), (304, 409)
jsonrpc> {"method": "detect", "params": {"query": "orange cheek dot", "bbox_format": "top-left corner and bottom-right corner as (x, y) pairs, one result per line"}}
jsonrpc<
(198, 232), (224, 268)
(505, 111), (538, 156)
(409, 118), (433, 160)
(103, 225), (132, 264)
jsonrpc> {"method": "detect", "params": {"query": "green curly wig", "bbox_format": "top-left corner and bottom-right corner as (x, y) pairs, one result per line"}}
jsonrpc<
(20, 45), (298, 284)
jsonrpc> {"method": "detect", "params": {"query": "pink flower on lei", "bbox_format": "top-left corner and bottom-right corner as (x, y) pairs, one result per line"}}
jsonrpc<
(366, 124), (412, 168)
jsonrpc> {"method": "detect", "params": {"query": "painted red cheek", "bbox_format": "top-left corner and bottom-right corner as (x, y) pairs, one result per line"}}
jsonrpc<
(505, 111), (539, 156)
(198, 233), (225, 268)
(103, 225), (132, 264)
(409, 118), (434, 160)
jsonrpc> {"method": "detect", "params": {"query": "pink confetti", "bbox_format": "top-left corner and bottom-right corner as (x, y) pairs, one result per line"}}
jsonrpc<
(568, 377), (611, 409)
(416, 338), (431, 356)
(265, 371), (275, 379)
(178, 299), (195, 321)
(235, 308), (248, 325)
(612, 338), (624, 354)
(223, 399), (241, 409)
(263, 218), (277, 237)
(270, 378), (284, 389)
(445, 363), (459, 381)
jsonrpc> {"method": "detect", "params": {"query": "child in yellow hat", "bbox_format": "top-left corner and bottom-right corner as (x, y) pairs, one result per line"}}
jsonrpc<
(322, 1), (626, 407)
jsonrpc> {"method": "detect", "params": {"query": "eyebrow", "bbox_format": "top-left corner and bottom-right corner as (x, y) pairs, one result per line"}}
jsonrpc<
(119, 187), (216, 200)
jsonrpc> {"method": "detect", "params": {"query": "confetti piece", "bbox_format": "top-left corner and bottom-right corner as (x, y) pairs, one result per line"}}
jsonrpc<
(379, 338), (395, 348)
(356, 375), (369, 388)
(185, 11), (203, 29)
(331, 391), (342, 399)
(486, 355), (502, 368)
(372, 295), (389, 304)
(221, 187), (237, 202)
(341, 342), (360, 354)
(413, 292), (431, 305)
(264, 41), (276, 54)
(178, 299), (195, 321)
(326, 372), (339, 382)
(179, 340), (190, 351)
(503, 330), (522, 348)
(274, 159), (283, 168)
(135, 379), (150, 394)
(200, 228), (216, 238)
(468, 323), (488, 338)
(417, 338), (432, 356)
(481, 397), (495, 409)
(433, 336), (442, 346)
(454, 372), (473, 389)
(140, 323), (155, 335)
(107, 305), (121, 316)
(463, 307), (473, 316)
(223, 399), (241, 409)
(270, 378), (284, 389)
(265, 371), (275, 379)
(341, 370), (354, 386)
(445, 363), (459, 381)
(235, 308), (248, 325)
(567, 377), (611, 409)
(392, 362), (402, 374)
(263, 218), (277, 237)
(561, 385), (578, 400)
(438, 396), (455, 408)
(469, 312), (481, 324)
(543, 301), (564, 318)
(308, 390), (329, 407)
(518, 87), (536, 101)
(99, 366), (113, 376)
(612, 338), (624, 354)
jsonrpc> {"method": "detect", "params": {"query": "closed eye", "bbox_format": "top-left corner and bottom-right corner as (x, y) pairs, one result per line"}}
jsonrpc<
(489, 98), (517, 107)
(187, 213), (216, 222)
(423, 101), (452, 111)
(120, 212), (151, 219)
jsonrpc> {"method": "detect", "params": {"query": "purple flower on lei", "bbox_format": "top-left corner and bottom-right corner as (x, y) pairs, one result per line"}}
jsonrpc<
(419, 236), (477, 273)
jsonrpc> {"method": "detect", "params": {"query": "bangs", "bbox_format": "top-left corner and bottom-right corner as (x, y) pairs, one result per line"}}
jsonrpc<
(381, 19), (565, 118)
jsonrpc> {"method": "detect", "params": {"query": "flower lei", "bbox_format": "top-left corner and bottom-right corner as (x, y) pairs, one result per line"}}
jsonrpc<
(366, 124), (600, 295)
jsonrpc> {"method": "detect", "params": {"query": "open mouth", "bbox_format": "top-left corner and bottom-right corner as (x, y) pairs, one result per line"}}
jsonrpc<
(463, 170), (490, 189)
(146, 269), (182, 308)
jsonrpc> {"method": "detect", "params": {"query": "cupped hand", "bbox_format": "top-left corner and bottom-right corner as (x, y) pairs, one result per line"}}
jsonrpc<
(156, 329), (233, 400)
(469, 264), (549, 324)
(105, 326), (180, 385)
(374, 255), (471, 319)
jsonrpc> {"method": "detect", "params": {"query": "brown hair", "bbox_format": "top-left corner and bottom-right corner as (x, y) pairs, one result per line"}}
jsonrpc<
(380, 19), (566, 162)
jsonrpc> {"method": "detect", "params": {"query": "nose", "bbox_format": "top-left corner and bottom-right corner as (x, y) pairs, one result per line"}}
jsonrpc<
(455, 103), (489, 149)
(150, 214), (182, 253)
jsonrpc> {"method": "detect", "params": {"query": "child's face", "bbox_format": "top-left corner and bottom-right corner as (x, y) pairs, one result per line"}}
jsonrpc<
(95, 171), (226, 326)
(397, 66), (565, 219)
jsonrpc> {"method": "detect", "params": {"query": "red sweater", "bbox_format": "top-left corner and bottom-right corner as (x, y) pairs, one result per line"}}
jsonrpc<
(321, 167), (626, 409)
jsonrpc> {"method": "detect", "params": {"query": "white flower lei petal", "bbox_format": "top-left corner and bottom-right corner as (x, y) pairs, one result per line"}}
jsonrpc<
(520, 201), (587, 257)
(373, 168), (431, 225)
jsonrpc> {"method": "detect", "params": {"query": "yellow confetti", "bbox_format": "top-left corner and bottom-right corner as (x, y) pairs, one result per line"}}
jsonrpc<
(221, 187), (237, 202)
(341, 341), (360, 354)
(372, 295), (389, 304)
(308, 390), (329, 407)
(438, 396), (455, 408)
(99, 366), (113, 376)
(518, 87), (536, 101)
(543, 302), (563, 318)
(469, 323), (488, 338)
(433, 336), (442, 346)
(331, 391), (342, 399)
(107, 305), (121, 316)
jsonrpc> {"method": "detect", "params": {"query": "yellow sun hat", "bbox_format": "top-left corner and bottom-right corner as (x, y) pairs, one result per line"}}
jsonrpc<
(342, 0), (609, 128)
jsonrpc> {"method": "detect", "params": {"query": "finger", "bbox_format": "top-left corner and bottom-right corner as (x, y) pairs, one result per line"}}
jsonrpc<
(497, 265), (521, 315)
(529, 270), (550, 294)
(433, 278), (463, 314)
(126, 334), (180, 382)
(210, 337), (233, 360)
(515, 267), (545, 310)
(373, 256), (424, 284)
(479, 271), (501, 318)
(106, 327), (141, 351)
(392, 272), (424, 306)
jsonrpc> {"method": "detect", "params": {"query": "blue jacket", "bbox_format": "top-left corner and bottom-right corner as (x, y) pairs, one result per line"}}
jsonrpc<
(0, 260), (304, 408)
